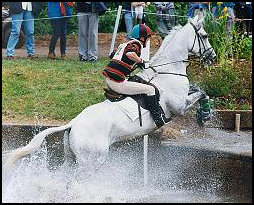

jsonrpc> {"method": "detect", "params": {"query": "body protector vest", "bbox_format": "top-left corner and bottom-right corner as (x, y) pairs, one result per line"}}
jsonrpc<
(103, 39), (143, 82)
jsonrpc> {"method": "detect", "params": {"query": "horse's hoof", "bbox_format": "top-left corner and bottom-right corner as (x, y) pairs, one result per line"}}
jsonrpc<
(196, 109), (211, 126)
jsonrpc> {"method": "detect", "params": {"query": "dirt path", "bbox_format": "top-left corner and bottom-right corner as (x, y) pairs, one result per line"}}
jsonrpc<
(2, 33), (162, 59)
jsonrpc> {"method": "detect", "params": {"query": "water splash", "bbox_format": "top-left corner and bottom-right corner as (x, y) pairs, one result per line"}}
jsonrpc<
(2, 136), (250, 203)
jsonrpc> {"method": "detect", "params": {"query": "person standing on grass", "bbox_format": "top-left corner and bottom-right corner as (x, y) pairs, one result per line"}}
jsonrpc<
(4, 2), (42, 59)
(153, 2), (178, 40)
(117, 2), (134, 40)
(131, 2), (146, 26)
(48, 2), (75, 60)
(76, 2), (107, 63)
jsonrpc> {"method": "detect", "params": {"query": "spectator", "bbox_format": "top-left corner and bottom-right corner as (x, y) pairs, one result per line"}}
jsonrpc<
(153, 2), (178, 40)
(76, 2), (107, 62)
(48, 2), (74, 60)
(234, 2), (252, 37)
(212, 2), (235, 38)
(187, 2), (210, 19)
(4, 2), (42, 59)
(131, 2), (146, 25)
(118, 2), (133, 40)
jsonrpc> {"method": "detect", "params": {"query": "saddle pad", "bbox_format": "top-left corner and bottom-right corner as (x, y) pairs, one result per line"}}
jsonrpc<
(108, 97), (149, 121)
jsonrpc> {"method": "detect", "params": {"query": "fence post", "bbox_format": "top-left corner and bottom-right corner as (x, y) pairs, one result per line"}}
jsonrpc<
(235, 114), (241, 132)
(109, 5), (122, 55)
(143, 134), (148, 186)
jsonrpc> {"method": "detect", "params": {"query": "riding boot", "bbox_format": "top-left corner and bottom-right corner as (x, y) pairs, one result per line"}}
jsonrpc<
(145, 95), (170, 128)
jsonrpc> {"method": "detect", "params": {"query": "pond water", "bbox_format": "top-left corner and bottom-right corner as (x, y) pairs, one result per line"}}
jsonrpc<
(2, 135), (252, 203)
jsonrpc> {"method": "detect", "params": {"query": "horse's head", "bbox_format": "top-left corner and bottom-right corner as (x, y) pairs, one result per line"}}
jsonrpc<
(188, 15), (216, 65)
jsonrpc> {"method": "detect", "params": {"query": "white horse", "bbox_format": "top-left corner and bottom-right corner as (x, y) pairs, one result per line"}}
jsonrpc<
(5, 15), (216, 172)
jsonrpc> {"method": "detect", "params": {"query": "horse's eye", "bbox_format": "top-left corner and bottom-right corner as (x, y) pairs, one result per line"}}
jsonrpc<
(202, 34), (208, 39)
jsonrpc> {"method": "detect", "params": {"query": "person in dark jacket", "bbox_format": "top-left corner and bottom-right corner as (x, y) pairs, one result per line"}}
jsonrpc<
(153, 2), (178, 40)
(234, 2), (252, 36)
(48, 2), (75, 60)
(4, 2), (42, 59)
(76, 2), (107, 62)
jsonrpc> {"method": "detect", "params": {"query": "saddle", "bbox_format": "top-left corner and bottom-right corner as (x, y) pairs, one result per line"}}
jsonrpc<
(104, 75), (161, 126)
(104, 75), (160, 109)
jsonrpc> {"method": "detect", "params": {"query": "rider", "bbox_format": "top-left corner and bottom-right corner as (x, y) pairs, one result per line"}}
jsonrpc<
(102, 24), (168, 128)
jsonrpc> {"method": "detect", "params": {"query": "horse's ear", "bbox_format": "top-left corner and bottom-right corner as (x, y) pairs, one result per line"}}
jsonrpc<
(197, 16), (205, 27)
(192, 15), (199, 23)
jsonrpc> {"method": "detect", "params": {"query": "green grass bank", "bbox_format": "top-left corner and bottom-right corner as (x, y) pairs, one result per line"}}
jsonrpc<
(2, 57), (252, 123)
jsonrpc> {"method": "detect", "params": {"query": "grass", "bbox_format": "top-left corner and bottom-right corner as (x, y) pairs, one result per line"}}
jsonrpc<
(2, 57), (252, 123)
(2, 58), (108, 121)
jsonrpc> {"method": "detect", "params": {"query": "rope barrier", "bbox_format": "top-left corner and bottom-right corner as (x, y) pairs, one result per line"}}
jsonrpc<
(2, 8), (252, 23)
(2, 9), (119, 23)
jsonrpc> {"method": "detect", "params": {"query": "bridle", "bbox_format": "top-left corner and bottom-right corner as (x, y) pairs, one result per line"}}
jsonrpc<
(189, 21), (214, 63)
(148, 21), (214, 78)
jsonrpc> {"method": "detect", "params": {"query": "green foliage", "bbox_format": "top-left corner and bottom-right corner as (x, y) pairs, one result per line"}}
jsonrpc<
(34, 3), (52, 35)
(200, 65), (238, 97)
(99, 12), (117, 33)
(174, 2), (189, 25)
(232, 31), (252, 60)
(144, 3), (157, 31)
(204, 9), (252, 62)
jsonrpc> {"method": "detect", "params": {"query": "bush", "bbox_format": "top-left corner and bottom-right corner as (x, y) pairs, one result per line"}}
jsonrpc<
(200, 65), (238, 97)
(99, 12), (117, 33)
(232, 31), (252, 60)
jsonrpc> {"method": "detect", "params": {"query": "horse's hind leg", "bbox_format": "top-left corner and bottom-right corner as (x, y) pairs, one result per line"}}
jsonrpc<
(68, 128), (110, 182)
(63, 129), (77, 168)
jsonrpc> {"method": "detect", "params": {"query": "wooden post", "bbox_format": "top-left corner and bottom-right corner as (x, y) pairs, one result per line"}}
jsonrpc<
(109, 5), (122, 55)
(235, 114), (240, 132)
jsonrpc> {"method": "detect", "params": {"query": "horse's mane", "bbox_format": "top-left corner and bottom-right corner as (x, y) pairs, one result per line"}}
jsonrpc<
(151, 25), (183, 62)
(162, 25), (183, 45)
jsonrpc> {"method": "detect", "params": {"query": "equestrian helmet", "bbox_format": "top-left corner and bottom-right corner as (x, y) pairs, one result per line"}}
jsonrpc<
(131, 24), (152, 39)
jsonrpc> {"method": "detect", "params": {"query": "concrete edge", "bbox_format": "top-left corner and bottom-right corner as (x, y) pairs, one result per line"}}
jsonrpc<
(2, 123), (252, 162)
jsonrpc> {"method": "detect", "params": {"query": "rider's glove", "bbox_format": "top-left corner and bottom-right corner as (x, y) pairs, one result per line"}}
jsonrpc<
(109, 50), (115, 59)
(136, 59), (146, 69)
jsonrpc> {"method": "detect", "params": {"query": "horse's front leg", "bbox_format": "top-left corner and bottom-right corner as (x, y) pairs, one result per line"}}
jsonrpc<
(184, 90), (206, 112)
(184, 89), (213, 126)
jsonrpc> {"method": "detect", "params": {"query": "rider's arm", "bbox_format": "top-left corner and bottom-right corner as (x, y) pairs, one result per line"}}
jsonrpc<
(124, 41), (143, 63)
(125, 52), (143, 63)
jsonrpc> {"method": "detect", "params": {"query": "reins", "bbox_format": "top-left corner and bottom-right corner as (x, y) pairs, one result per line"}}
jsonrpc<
(147, 21), (213, 79)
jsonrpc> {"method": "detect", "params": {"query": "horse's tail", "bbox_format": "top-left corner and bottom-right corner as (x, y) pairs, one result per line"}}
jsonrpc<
(5, 121), (73, 170)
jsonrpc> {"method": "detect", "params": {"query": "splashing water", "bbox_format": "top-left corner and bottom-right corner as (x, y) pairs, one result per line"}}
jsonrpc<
(2, 134), (250, 203)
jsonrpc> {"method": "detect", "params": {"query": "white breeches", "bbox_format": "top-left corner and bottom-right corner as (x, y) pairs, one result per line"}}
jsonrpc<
(105, 78), (155, 96)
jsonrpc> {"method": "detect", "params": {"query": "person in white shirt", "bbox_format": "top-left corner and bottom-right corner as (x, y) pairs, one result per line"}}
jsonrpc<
(131, 2), (146, 25)
(153, 2), (178, 40)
